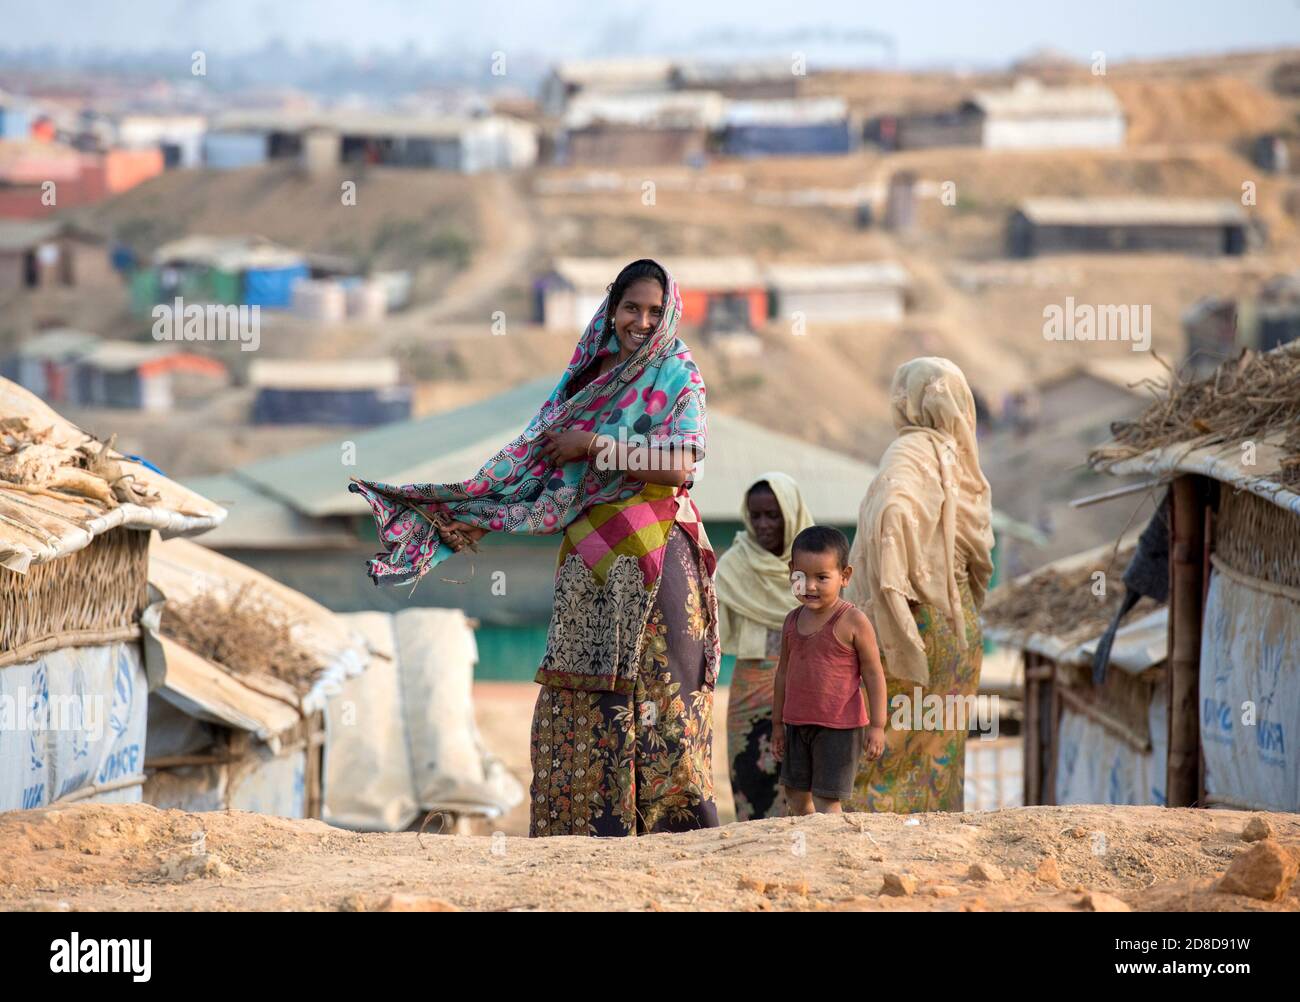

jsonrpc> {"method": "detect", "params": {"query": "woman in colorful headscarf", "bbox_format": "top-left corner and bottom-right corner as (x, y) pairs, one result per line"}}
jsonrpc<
(844, 357), (994, 813)
(714, 472), (813, 821)
(350, 259), (720, 837)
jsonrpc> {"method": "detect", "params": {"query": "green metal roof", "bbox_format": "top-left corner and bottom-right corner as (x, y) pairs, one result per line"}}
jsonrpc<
(228, 371), (1044, 544)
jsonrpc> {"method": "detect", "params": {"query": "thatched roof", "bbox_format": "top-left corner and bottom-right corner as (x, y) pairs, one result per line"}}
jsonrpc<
(0, 377), (226, 573)
(1089, 343), (1300, 515)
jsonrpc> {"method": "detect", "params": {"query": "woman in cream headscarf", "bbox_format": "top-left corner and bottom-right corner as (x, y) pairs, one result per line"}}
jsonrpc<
(715, 472), (814, 820)
(845, 358), (994, 813)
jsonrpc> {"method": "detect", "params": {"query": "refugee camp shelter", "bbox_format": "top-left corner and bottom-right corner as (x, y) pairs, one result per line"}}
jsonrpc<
(326, 608), (524, 833)
(764, 261), (909, 324)
(249, 358), (412, 427)
(560, 91), (726, 166)
(982, 536), (1170, 807)
(71, 340), (228, 412)
(0, 377), (226, 811)
(0, 220), (110, 293)
(114, 113), (207, 169)
(1089, 342), (1300, 812)
(671, 60), (799, 100)
(1253, 132), (1300, 175)
(872, 80), (1124, 152)
(204, 110), (538, 173)
(1, 332), (227, 411)
(0, 328), (100, 400)
(185, 375), (1043, 683)
(540, 58), (676, 117)
(143, 536), (369, 818)
(965, 80), (1125, 149)
(137, 235), (308, 311)
(1008, 198), (1251, 258)
(720, 98), (856, 158)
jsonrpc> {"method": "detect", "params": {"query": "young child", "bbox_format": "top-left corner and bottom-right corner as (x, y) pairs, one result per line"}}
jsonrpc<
(772, 525), (886, 815)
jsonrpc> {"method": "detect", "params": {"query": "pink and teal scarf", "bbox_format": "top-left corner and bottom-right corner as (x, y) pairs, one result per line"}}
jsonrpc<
(350, 259), (709, 587)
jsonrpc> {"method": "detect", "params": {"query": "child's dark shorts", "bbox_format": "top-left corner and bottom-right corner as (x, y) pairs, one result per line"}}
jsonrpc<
(779, 723), (865, 800)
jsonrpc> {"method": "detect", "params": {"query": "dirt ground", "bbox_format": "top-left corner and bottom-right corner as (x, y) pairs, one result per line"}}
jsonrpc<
(1, 800), (1296, 913)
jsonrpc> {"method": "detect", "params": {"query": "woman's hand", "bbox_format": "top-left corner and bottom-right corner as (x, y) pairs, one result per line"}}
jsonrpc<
(540, 428), (598, 465)
(440, 519), (487, 552)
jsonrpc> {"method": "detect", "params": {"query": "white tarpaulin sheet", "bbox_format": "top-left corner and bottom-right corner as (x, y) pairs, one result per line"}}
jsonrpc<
(0, 641), (148, 810)
(323, 608), (523, 831)
(1055, 679), (1168, 806)
(1200, 566), (1300, 811)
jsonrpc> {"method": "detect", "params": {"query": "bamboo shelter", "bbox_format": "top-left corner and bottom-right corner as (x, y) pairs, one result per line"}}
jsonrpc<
(144, 536), (371, 818)
(982, 535), (1169, 806)
(0, 377), (225, 810)
(1089, 342), (1300, 812)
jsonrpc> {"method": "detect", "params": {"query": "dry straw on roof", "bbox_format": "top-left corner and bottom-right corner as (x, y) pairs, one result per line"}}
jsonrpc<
(161, 583), (323, 693)
(1089, 346), (1300, 485)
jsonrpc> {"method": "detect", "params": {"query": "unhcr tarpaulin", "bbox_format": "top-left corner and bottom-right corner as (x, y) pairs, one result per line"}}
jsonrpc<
(0, 641), (148, 811)
(1200, 562), (1300, 812)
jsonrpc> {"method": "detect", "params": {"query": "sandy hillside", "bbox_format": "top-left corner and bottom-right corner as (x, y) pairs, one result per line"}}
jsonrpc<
(0, 801), (1295, 912)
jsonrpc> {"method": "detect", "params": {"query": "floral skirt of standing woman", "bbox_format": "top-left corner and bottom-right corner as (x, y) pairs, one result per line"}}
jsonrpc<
(529, 523), (719, 837)
(848, 574), (983, 814)
(725, 631), (785, 821)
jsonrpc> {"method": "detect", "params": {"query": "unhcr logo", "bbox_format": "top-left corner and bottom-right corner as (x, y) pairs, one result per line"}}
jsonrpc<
(151, 296), (260, 352)
(1042, 296), (1151, 352)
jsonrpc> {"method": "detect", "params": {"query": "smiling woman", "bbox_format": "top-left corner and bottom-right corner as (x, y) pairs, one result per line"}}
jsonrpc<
(349, 258), (721, 837)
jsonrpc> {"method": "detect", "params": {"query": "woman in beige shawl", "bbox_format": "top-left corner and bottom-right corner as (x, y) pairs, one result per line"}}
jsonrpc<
(715, 472), (814, 820)
(845, 358), (994, 813)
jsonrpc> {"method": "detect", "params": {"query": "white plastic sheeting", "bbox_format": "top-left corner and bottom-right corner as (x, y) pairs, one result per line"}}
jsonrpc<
(1055, 679), (1169, 806)
(1200, 566), (1300, 811)
(0, 642), (148, 810)
(323, 609), (524, 831)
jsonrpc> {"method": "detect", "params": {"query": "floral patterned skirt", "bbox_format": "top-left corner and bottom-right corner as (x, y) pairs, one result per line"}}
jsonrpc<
(529, 524), (720, 837)
(847, 576), (983, 814)
(725, 653), (786, 821)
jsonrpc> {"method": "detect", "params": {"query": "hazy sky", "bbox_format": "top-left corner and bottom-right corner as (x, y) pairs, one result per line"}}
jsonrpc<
(4, 0), (1300, 67)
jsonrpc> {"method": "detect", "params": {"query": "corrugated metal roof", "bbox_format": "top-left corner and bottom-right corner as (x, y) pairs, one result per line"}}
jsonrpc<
(248, 358), (401, 390)
(0, 377), (226, 573)
(225, 373), (1042, 544)
(1018, 197), (1248, 227)
(723, 97), (849, 126)
(551, 255), (763, 291)
(968, 80), (1123, 118)
(763, 261), (910, 291)
(180, 472), (358, 549)
(235, 377), (551, 518)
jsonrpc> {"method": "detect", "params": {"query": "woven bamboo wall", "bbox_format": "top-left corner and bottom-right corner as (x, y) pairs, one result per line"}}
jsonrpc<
(1216, 487), (1300, 591)
(0, 527), (149, 656)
